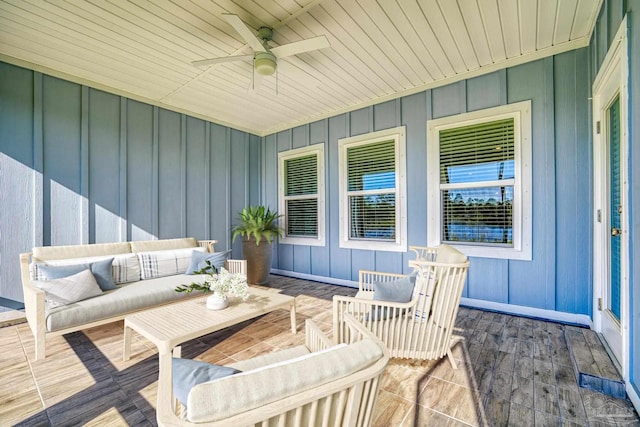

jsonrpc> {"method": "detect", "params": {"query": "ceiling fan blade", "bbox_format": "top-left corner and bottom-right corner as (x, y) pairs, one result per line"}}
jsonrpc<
(192, 54), (253, 67)
(271, 35), (330, 58)
(223, 13), (266, 53)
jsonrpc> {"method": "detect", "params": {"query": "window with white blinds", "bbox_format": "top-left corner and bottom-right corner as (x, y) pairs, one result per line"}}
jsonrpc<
(440, 118), (515, 245)
(427, 101), (532, 260)
(339, 126), (407, 252)
(278, 144), (325, 246)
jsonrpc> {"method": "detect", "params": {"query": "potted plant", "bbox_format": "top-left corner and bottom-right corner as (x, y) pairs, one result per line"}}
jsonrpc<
(232, 205), (284, 285)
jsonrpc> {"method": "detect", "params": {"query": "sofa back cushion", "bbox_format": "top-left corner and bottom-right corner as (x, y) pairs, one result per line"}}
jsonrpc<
(130, 237), (197, 253)
(32, 242), (131, 261)
(187, 338), (383, 423)
(31, 253), (141, 285)
(137, 247), (206, 280)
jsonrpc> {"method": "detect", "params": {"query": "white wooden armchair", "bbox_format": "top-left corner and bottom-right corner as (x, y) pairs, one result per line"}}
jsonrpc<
(156, 313), (390, 427)
(333, 244), (469, 368)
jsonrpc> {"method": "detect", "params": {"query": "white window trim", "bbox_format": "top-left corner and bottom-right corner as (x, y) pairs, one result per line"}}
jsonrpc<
(338, 126), (407, 252)
(427, 101), (532, 260)
(278, 144), (325, 246)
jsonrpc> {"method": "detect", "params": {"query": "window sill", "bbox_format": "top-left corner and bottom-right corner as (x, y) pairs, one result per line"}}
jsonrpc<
(339, 239), (406, 252)
(280, 236), (325, 247)
(439, 242), (532, 261)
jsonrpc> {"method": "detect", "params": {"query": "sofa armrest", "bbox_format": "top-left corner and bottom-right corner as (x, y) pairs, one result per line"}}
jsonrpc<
(22, 280), (46, 328)
(196, 240), (218, 253)
(224, 259), (247, 276)
(20, 252), (47, 359)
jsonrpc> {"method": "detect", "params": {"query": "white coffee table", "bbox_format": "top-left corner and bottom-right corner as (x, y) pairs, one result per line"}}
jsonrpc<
(122, 287), (296, 361)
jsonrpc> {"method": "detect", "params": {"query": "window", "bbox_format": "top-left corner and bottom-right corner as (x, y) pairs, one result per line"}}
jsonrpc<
(278, 144), (325, 246)
(338, 126), (407, 252)
(427, 101), (532, 260)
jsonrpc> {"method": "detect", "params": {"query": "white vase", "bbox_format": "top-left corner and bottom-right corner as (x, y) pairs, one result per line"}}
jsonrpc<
(206, 293), (228, 310)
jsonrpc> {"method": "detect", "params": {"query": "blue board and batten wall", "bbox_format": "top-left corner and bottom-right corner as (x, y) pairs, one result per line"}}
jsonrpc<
(265, 50), (593, 319)
(0, 51), (596, 317)
(0, 65), (261, 302)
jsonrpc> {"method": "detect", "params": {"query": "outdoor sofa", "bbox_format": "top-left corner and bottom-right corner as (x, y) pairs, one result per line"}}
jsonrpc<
(19, 237), (246, 360)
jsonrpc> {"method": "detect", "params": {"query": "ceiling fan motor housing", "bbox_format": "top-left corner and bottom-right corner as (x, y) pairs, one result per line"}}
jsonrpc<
(254, 51), (277, 75)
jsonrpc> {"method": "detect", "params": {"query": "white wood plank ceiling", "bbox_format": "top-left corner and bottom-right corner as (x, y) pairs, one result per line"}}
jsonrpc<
(0, 0), (602, 136)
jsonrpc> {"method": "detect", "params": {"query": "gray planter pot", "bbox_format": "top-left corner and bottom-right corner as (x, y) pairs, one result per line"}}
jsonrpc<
(241, 236), (273, 285)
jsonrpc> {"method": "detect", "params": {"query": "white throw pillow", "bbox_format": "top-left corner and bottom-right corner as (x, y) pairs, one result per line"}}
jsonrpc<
(32, 269), (103, 309)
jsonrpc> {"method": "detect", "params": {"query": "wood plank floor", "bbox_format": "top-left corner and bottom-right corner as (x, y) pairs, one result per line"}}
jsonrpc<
(1, 275), (638, 426)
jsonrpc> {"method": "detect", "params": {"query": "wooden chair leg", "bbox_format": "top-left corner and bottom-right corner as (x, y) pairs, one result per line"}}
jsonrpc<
(447, 348), (458, 370)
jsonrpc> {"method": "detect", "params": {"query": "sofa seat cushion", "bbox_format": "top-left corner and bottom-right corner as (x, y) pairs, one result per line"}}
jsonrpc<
(45, 274), (208, 332)
(187, 338), (384, 423)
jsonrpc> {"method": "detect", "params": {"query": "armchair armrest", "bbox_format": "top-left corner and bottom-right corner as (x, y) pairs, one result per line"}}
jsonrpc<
(409, 245), (437, 262)
(304, 319), (334, 352)
(333, 294), (417, 345)
(340, 312), (389, 348)
(358, 270), (407, 292)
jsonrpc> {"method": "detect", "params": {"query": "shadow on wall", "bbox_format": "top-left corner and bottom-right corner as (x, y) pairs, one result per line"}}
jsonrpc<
(0, 151), (236, 305)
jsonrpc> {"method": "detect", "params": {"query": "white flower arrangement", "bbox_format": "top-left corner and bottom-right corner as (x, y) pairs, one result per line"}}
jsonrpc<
(175, 262), (248, 301)
(208, 267), (249, 300)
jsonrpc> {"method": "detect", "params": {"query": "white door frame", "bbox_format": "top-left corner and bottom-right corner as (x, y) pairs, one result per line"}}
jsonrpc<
(592, 16), (629, 379)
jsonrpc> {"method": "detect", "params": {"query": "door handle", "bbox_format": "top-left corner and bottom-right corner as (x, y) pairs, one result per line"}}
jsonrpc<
(611, 227), (622, 237)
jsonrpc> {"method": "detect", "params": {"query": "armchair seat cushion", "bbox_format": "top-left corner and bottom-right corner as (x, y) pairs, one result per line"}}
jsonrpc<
(355, 290), (373, 300)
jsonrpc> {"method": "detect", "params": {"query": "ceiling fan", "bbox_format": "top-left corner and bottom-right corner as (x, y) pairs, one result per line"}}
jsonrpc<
(192, 13), (330, 83)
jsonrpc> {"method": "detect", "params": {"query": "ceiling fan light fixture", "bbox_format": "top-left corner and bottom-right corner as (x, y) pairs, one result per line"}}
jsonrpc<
(254, 52), (277, 75)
